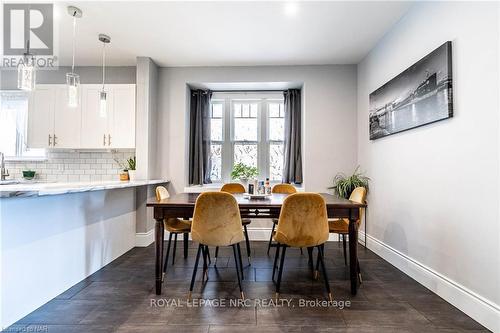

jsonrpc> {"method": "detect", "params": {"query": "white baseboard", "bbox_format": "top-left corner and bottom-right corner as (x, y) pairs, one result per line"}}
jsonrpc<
(360, 231), (500, 333)
(135, 229), (155, 247)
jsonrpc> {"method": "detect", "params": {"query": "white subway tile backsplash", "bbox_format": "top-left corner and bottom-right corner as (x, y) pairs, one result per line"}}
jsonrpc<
(5, 149), (134, 183)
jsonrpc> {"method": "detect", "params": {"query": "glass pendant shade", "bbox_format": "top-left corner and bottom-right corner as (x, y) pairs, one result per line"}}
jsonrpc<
(66, 72), (80, 108)
(17, 55), (36, 91)
(99, 90), (107, 117)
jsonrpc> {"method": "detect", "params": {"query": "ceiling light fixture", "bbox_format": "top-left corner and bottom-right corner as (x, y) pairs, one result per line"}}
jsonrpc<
(98, 34), (111, 118)
(66, 6), (82, 108)
(17, 40), (36, 91)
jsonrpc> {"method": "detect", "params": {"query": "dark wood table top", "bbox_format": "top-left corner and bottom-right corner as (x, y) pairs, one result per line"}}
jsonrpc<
(147, 192), (366, 209)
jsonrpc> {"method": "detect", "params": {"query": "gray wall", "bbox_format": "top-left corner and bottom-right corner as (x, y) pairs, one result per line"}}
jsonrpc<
(1, 66), (136, 89)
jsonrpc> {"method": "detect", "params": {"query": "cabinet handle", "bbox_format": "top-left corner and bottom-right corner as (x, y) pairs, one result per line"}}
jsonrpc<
(48, 134), (52, 146)
(53, 134), (57, 146)
(108, 134), (111, 146)
(103, 134), (107, 146)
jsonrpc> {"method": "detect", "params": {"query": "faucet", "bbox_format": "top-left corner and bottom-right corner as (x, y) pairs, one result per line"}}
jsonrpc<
(0, 152), (9, 181)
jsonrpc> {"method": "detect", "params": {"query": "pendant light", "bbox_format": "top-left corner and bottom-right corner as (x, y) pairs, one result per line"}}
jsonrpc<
(98, 34), (111, 118)
(66, 6), (82, 108)
(17, 40), (36, 91)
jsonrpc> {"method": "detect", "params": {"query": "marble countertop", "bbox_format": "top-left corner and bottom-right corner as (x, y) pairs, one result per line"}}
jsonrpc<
(0, 179), (169, 198)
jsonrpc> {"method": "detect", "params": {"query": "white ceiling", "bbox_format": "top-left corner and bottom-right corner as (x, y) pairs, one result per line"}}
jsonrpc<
(52, 1), (413, 67)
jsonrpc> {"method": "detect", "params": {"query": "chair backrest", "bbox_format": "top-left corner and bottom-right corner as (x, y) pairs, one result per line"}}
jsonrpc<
(275, 193), (329, 248)
(191, 192), (245, 246)
(272, 183), (297, 194)
(156, 186), (170, 201)
(349, 187), (367, 224)
(220, 183), (246, 194)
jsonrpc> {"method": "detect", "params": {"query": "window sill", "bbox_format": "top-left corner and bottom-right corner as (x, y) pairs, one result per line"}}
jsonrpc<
(184, 183), (304, 193)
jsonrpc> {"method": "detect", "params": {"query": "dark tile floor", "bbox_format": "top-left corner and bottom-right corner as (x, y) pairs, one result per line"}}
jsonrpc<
(5, 241), (489, 333)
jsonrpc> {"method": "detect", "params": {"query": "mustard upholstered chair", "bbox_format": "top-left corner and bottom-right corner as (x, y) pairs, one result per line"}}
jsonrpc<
(272, 193), (332, 300)
(328, 186), (367, 281)
(216, 183), (252, 266)
(267, 183), (297, 255)
(189, 192), (246, 299)
(156, 186), (192, 277)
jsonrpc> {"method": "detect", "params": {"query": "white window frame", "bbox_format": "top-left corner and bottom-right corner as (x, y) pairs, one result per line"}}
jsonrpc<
(210, 92), (284, 183)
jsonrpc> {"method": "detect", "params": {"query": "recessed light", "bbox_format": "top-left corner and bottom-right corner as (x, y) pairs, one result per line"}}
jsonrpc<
(284, 2), (299, 17)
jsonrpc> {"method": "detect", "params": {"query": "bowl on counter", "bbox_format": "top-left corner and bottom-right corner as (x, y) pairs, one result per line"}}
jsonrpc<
(22, 170), (36, 180)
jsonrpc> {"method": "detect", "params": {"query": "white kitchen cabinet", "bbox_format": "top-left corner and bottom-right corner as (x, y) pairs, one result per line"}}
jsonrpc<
(27, 84), (136, 149)
(81, 84), (136, 149)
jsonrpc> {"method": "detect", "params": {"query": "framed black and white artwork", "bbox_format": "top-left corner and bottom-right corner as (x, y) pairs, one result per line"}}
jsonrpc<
(369, 41), (453, 140)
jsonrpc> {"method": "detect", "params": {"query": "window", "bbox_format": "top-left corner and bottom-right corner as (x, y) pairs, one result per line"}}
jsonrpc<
(0, 91), (45, 160)
(209, 92), (285, 182)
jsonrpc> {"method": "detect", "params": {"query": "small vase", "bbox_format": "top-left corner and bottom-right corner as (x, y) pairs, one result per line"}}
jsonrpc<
(240, 178), (248, 190)
(128, 170), (136, 181)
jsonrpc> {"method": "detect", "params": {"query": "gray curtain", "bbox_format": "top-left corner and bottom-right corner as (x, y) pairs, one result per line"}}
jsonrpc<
(282, 89), (303, 184)
(188, 89), (212, 185)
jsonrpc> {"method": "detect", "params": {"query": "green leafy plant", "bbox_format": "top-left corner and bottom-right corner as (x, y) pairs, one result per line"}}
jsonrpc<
(126, 156), (136, 171)
(230, 162), (258, 180)
(329, 166), (369, 199)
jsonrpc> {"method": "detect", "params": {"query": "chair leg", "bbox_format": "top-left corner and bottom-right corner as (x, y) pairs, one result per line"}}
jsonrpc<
(307, 247), (314, 277)
(163, 233), (173, 274)
(314, 246), (320, 280)
(232, 244), (245, 299)
(317, 244), (333, 301)
(201, 245), (208, 281)
(272, 243), (281, 283)
(342, 234), (347, 266)
(207, 246), (211, 264)
(267, 222), (276, 255)
(300, 247), (303, 255)
(188, 244), (202, 300)
(214, 246), (219, 266)
(236, 243), (244, 280)
(183, 233), (189, 259)
(275, 244), (287, 299)
(172, 233), (178, 265)
(243, 224), (251, 265)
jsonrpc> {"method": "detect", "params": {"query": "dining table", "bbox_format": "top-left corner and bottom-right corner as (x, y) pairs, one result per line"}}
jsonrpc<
(147, 192), (367, 296)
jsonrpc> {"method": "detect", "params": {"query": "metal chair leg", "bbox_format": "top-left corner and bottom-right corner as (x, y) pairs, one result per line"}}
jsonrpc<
(300, 248), (303, 255)
(272, 243), (281, 283)
(236, 243), (244, 280)
(183, 233), (189, 259)
(163, 233), (173, 274)
(357, 258), (363, 284)
(314, 245), (320, 280)
(342, 234), (347, 266)
(172, 233), (178, 265)
(275, 244), (287, 299)
(307, 247), (314, 277)
(267, 222), (276, 255)
(317, 244), (333, 301)
(206, 246), (211, 264)
(243, 224), (251, 265)
(188, 244), (202, 300)
(201, 245), (208, 281)
(214, 246), (219, 266)
(232, 244), (245, 299)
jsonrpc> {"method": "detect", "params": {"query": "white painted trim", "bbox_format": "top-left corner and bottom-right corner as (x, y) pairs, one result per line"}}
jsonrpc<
(135, 229), (155, 247)
(360, 231), (500, 333)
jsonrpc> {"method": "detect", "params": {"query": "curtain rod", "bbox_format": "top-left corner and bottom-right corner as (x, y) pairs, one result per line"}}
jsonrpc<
(210, 90), (286, 93)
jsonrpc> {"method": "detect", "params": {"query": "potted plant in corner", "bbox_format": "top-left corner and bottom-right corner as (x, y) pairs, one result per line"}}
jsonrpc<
(329, 166), (370, 199)
(231, 162), (258, 189)
(126, 156), (137, 181)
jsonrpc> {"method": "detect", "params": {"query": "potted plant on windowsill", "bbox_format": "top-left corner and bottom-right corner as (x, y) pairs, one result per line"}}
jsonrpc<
(329, 166), (370, 199)
(230, 162), (258, 189)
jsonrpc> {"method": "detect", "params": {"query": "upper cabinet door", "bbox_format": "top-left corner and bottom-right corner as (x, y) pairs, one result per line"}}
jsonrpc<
(53, 86), (82, 148)
(81, 85), (111, 149)
(110, 84), (136, 149)
(28, 86), (56, 148)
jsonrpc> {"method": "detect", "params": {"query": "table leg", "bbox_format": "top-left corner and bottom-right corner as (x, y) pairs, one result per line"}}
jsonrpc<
(348, 208), (358, 295)
(155, 218), (165, 295)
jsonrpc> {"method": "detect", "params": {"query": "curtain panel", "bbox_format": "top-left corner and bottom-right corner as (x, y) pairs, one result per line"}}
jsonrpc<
(188, 89), (212, 185)
(282, 89), (303, 184)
